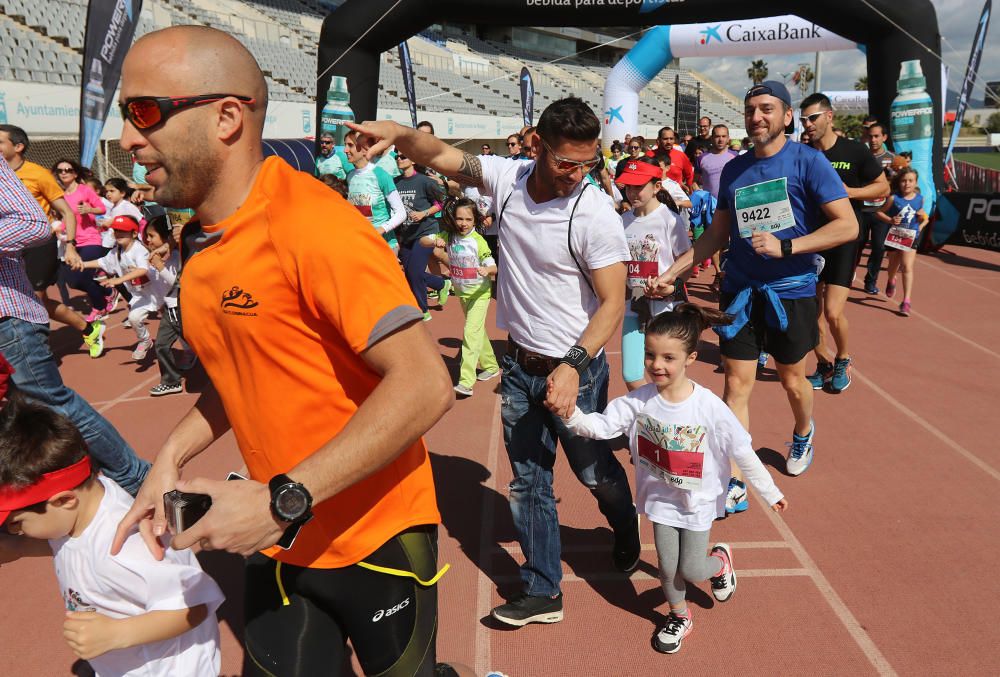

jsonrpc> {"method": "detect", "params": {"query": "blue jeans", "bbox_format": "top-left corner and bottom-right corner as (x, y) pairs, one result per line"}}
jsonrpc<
(0, 317), (149, 494)
(500, 351), (636, 597)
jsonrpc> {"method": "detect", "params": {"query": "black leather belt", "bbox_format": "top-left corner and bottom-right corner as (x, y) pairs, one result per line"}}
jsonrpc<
(507, 338), (561, 376)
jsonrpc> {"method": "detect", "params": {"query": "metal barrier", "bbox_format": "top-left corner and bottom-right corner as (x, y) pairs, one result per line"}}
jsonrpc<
(954, 160), (1000, 193)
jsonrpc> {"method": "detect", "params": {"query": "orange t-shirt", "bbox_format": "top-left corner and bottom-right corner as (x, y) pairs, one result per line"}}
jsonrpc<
(179, 157), (440, 569)
(15, 160), (64, 219)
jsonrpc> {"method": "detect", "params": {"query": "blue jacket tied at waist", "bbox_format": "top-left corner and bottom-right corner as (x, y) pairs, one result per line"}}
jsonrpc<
(714, 268), (818, 341)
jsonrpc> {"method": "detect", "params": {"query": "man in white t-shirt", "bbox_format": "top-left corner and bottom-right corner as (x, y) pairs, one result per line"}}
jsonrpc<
(352, 97), (640, 628)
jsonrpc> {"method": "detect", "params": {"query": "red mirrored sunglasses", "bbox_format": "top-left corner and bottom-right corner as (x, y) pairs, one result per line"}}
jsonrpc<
(119, 94), (256, 129)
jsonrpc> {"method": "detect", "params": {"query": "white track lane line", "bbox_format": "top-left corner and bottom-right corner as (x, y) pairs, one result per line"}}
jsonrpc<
(474, 394), (503, 676)
(494, 568), (810, 584)
(852, 366), (1000, 482)
(494, 540), (791, 555)
(95, 374), (161, 414)
(753, 489), (898, 677)
(916, 258), (1000, 298)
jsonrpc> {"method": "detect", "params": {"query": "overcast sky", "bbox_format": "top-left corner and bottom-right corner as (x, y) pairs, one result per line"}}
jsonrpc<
(680, 0), (997, 106)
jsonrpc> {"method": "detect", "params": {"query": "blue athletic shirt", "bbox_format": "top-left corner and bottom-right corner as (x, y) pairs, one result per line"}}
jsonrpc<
(886, 193), (923, 229)
(717, 141), (847, 299)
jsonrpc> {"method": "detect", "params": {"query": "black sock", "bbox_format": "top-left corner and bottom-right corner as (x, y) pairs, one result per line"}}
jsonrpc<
(81, 322), (93, 337)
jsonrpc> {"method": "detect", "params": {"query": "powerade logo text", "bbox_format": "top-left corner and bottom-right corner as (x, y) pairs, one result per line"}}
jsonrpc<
(100, 0), (134, 63)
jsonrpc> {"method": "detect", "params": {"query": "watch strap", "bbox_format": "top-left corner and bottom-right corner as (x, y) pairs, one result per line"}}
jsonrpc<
(781, 238), (793, 258)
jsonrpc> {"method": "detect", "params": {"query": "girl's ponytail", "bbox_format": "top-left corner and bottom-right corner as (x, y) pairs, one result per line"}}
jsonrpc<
(645, 302), (733, 354)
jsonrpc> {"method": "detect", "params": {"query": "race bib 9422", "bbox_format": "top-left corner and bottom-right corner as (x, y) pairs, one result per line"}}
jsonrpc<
(734, 177), (796, 239)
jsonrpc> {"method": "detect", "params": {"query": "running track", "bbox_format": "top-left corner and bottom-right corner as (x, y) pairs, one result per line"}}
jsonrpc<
(3, 245), (998, 675)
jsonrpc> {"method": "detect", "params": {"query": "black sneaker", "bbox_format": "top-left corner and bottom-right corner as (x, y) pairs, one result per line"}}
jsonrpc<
(491, 593), (563, 627)
(612, 516), (641, 573)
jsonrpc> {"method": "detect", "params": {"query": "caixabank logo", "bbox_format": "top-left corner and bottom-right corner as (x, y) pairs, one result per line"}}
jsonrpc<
(703, 21), (822, 44)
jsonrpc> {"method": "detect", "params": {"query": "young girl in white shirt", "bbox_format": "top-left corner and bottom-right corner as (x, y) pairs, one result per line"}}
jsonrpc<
(80, 215), (157, 361)
(558, 303), (788, 655)
(615, 157), (692, 391)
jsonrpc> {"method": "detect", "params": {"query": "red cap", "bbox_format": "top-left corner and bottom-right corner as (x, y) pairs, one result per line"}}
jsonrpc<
(111, 215), (140, 232)
(616, 160), (663, 186)
(0, 456), (92, 525)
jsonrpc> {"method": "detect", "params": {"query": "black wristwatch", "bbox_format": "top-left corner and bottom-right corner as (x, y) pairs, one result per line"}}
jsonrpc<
(780, 238), (794, 258)
(65, 238), (77, 246)
(560, 345), (592, 375)
(269, 474), (313, 523)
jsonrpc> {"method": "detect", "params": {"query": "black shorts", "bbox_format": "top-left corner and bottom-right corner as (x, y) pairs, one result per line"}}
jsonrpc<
(818, 238), (859, 288)
(243, 525), (440, 677)
(22, 237), (59, 291)
(719, 292), (818, 365)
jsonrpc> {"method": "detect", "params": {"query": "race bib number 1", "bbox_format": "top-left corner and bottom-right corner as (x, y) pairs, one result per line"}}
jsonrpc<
(734, 177), (796, 239)
(635, 414), (706, 491)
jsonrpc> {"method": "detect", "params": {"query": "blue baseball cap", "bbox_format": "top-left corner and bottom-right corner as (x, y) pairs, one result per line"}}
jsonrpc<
(745, 81), (792, 107)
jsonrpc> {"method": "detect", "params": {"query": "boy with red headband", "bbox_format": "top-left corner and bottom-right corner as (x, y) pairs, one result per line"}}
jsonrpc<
(0, 354), (223, 675)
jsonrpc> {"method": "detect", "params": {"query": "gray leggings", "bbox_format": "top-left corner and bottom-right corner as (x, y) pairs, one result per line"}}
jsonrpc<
(653, 523), (721, 605)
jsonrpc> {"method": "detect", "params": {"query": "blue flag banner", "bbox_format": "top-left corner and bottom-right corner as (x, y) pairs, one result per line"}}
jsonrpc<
(80, 0), (143, 169)
(519, 66), (534, 127)
(398, 42), (418, 128)
(945, 0), (991, 166)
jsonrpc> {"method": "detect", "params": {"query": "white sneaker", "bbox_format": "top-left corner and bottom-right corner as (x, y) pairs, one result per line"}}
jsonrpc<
(786, 421), (815, 477)
(653, 610), (693, 654)
(476, 369), (500, 382)
(453, 384), (473, 397)
(132, 339), (153, 361)
(709, 543), (737, 602)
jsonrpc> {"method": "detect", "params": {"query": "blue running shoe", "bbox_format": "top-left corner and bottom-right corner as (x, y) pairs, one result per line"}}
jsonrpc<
(786, 421), (815, 476)
(807, 362), (833, 390)
(725, 478), (748, 514)
(829, 357), (852, 393)
(757, 352), (769, 369)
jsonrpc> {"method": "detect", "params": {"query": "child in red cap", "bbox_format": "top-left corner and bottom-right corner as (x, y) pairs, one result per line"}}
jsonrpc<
(79, 215), (158, 361)
(0, 378), (223, 675)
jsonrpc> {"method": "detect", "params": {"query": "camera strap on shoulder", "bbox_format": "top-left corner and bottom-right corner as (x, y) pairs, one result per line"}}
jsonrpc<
(496, 166), (594, 296)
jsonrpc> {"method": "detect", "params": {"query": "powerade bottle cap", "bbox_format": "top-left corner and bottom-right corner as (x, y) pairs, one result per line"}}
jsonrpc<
(329, 75), (349, 101)
(897, 60), (926, 92)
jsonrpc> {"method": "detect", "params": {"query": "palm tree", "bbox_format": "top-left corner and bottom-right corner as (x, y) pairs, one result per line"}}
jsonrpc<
(854, 75), (868, 91)
(747, 60), (769, 85)
(794, 65), (815, 97)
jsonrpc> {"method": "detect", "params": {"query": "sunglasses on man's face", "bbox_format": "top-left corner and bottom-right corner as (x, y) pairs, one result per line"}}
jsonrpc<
(119, 94), (256, 130)
(541, 139), (601, 172)
(799, 111), (826, 126)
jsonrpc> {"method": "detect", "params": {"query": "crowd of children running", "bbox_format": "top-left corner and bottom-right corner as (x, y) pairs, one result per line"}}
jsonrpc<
(28, 159), (195, 396)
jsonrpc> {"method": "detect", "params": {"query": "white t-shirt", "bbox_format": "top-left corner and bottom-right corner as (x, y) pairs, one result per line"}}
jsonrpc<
(564, 382), (783, 531)
(50, 476), (223, 677)
(96, 242), (162, 313)
(152, 249), (181, 309)
(479, 155), (629, 357)
(622, 203), (691, 317)
(100, 200), (143, 249)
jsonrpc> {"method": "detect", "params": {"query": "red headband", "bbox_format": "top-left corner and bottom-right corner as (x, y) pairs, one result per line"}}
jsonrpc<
(616, 160), (664, 186)
(0, 456), (92, 524)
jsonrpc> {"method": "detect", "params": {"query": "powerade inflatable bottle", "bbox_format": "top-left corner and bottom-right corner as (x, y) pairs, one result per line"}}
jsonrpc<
(321, 76), (354, 147)
(889, 60), (935, 206)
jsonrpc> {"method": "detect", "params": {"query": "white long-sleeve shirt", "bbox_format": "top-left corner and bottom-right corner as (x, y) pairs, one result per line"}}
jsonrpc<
(564, 381), (783, 530)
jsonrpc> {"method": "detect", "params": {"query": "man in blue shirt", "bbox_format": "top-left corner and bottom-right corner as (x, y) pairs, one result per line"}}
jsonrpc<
(651, 81), (857, 479)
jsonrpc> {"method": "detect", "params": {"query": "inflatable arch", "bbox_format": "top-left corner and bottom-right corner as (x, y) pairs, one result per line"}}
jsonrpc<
(318, 1), (943, 197)
(601, 16), (860, 147)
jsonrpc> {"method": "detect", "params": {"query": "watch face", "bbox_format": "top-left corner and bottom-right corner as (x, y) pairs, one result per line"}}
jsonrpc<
(275, 486), (308, 521)
(565, 346), (587, 364)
